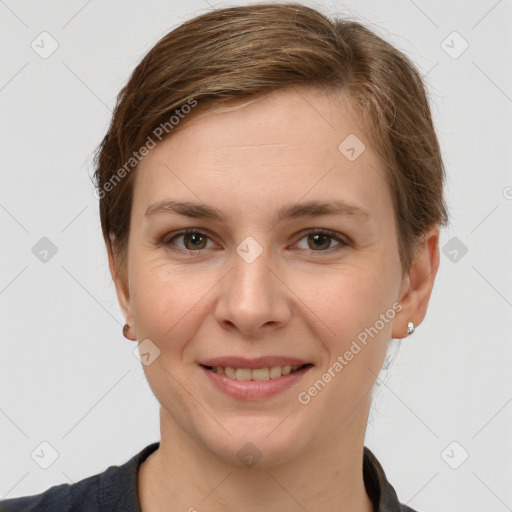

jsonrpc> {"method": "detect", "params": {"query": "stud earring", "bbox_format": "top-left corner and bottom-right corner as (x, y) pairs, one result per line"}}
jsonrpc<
(123, 323), (131, 340)
(407, 322), (415, 336)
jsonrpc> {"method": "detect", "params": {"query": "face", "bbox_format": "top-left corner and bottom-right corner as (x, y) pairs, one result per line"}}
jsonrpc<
(113, 86), (423, 467)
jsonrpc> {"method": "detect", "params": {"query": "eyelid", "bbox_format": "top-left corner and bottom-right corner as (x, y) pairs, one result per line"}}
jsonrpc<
(162, 227), (350, 254)
(291, 228), (350, 249)
(162, 228), (218, 250)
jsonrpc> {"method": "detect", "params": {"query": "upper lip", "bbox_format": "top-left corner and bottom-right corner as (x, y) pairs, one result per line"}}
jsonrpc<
(199, 356), (312, 369)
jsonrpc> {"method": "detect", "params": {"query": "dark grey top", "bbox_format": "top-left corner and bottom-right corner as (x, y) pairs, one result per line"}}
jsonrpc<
(0, 442), (418, 511)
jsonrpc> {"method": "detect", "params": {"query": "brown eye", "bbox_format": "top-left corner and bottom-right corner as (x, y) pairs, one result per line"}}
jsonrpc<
(307, 233), (331, 251)
(163, 228), (348, 256)
(164, 230), (212, 252)
(181, 232), (207, 250)
(294, 229), (348, 252)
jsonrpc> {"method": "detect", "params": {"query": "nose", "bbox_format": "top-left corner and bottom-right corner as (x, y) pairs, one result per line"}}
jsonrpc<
(213, 244), (292, 338)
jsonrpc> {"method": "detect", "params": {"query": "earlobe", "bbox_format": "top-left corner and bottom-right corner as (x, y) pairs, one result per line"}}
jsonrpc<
(107, 245), (134, 336)
(392, 226), (441, 339)
(122, 322), (137, 341)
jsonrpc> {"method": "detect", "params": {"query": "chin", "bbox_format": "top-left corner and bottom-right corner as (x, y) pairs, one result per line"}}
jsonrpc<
(198, 416), (311, 469)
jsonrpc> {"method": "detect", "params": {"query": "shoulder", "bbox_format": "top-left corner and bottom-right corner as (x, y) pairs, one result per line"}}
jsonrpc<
(0, 473), (101, 512)
(0, 442), (160, 512)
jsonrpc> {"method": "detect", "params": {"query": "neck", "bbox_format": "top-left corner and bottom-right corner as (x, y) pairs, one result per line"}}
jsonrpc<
(138, 401), (374, 512)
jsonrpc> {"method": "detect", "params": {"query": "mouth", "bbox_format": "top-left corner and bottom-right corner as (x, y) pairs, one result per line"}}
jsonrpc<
(199, 363), (313, 381)
(197, 356), (314, 399)
(199, 361), (314, 400)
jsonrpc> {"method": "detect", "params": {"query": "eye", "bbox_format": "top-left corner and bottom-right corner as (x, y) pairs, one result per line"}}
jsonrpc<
(162, 228), (349, 255)
(163, 229), (215, 253)
(292, 229), (349, 252)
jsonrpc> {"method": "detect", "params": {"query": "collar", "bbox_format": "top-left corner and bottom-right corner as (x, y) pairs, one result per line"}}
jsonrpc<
(363, 446), (418, 511)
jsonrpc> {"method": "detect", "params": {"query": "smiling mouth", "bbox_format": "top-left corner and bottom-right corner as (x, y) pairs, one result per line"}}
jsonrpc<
(200, 363), (313, 381)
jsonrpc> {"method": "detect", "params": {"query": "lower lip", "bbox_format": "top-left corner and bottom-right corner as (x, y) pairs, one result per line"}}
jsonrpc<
(200, 365), (313, 400)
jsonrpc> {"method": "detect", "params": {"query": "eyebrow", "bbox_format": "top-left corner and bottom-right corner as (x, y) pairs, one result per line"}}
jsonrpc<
(145, 199), (371, 224)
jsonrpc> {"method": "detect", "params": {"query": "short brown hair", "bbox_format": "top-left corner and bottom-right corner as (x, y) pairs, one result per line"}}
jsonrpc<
(93, 2), (449, 290)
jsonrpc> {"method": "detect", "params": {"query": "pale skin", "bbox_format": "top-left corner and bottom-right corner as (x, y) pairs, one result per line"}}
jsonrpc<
(108, 86), (440, 512)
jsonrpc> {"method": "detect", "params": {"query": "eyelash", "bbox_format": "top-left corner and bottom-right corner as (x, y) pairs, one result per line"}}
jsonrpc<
(161, 228), (350, 256)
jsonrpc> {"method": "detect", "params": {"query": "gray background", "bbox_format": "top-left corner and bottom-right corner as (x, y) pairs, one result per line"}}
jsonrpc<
(1, 0), (511, 510)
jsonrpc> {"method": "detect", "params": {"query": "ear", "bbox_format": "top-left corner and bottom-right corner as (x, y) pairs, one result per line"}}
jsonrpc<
(392, 225), (441, 339)
(107, 244), (136, 340)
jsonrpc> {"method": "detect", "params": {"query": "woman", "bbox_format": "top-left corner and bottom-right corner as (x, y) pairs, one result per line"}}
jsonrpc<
(0, 2), (448, 511)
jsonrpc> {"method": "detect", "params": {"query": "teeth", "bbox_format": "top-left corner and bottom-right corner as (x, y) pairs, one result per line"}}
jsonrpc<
(211, 364), (305, 381)
(235, 368), (252, 380)
(252, 367), (269, 381)
(269, 366), (282, 379)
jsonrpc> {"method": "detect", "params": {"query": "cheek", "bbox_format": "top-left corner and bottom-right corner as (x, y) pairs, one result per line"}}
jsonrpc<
(307, 259), (398, 344)
(300, 262), (398, 391)
(296, 267), (396, 429)
(129, 255), (206, 354)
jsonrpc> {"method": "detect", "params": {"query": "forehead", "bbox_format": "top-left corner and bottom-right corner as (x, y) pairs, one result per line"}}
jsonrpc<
(133, 87), (392, 225)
